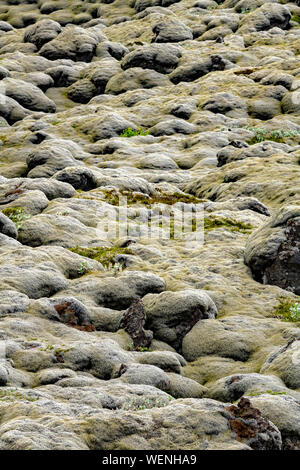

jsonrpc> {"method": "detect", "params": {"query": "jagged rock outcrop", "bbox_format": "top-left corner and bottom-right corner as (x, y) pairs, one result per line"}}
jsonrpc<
(245, 206), (300, 294)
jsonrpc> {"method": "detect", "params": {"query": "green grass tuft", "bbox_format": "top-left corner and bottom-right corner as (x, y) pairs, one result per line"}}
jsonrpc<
(245, 127), (300, 144)
(2, 207), (31, 230)
(291, 15), (300, 24)
(273, 297), (300, 322)
(136, 346), (150, 352)
(119, 127), (149, 138)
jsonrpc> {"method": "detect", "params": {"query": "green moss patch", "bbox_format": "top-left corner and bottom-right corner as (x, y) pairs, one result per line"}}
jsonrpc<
(203, 217), (253, 233)
(103, 189), (204, 207)
(68, 246), (134, 268)
(247, 390), (286, 397)
(272, 297), (300, 322)
(167, 216), (252, 240)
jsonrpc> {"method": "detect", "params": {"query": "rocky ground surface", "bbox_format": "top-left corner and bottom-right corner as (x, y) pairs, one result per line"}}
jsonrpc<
(0, 0), (299, 451)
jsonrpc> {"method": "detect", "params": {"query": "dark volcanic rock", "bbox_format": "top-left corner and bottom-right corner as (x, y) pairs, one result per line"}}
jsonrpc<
(119, 298), (153, 350)
(245, 207), (300, 294)
(226, 397), (282, 450)
(52, 297), (95, 331)
(263, 218), (300, 294)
